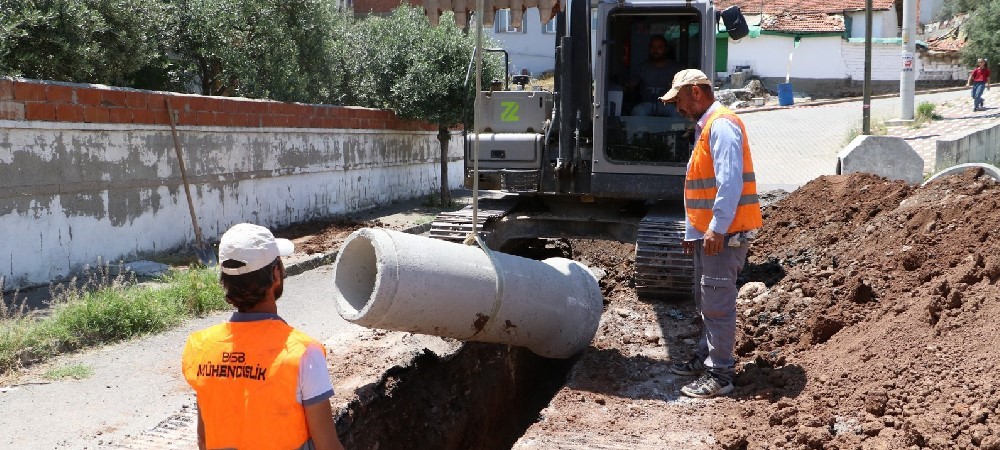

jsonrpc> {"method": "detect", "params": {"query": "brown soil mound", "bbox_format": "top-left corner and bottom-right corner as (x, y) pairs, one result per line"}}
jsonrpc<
(728, 169), (1000, 449)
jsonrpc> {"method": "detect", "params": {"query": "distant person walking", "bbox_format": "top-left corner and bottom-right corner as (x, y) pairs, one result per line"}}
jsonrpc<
(182, 223), (345, 450)
(659, 69), (763, 399)
(967, 58), (990, 111)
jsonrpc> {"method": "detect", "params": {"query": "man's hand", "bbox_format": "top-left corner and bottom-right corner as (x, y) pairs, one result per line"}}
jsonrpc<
(703, 230), (724, 256)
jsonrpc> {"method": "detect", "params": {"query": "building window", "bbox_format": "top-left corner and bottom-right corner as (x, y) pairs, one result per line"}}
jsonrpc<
(495, 9), (523, 33)
(543, 17), (557, 34)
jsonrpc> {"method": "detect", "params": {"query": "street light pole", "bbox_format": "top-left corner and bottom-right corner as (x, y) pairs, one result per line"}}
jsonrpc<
(863, 0), (872, 134)
(900, 0), (916, 120)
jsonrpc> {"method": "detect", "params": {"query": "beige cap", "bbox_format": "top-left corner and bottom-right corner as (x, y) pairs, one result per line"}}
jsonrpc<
(658, 69), (712, 103)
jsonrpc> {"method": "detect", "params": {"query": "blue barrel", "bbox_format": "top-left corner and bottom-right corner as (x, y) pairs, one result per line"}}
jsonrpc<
(777, 83), (794, 106)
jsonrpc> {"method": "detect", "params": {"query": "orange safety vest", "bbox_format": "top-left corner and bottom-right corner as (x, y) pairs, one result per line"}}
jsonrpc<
(685, 105), (763, 234)
(182, 320), (324, 450)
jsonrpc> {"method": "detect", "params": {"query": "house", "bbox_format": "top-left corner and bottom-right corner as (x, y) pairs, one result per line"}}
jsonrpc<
(714, 0), (966, 97)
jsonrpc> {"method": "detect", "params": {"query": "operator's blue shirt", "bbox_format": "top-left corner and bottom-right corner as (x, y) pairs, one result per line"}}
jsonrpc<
(685, 101), (745, 240)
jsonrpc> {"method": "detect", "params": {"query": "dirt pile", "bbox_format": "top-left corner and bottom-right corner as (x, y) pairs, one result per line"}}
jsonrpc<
(727, 170), (1000, 449)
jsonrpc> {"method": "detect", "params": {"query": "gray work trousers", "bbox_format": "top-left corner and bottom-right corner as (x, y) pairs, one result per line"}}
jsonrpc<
(691, 237), (749, 383)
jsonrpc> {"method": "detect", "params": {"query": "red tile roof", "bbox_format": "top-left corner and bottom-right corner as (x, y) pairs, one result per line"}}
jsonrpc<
(716, 0), (897, 14)
(760, 12), (846, 33)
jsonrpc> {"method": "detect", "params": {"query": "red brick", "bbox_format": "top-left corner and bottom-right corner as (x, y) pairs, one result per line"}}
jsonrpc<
(76, 88), (102, 106)
(14, 82), (46, 102)
(148, 94), (168, 110)
(108, 107), (133, 123)
(132, 109), (155, 124)
(25, 103), (56, 121)
(201, 97), (224, 113)
(177, 110), (197, 125)
(45, 85), (74, 104)
(83, 106), (110, 123)
(196, 111), (216, 126)
(55, 104), (85, 122)
(221, 98), (243, 114)
(187, 97), (209, 111)
(102, 90), (127, 107)
(125, 91), (147, 108)
(0, 101), (25, 120)
(0, 79), (13, 100)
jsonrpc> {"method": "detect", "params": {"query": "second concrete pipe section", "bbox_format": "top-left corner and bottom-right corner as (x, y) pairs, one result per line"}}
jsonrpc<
(331, 228), (604, 358)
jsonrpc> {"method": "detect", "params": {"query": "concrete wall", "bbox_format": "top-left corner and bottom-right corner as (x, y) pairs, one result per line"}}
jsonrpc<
(0, 78), (463, 289)
(934, 122), (1000, 172)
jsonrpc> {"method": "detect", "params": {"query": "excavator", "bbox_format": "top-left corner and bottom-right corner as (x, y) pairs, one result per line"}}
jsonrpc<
(422, 0), (748, 297)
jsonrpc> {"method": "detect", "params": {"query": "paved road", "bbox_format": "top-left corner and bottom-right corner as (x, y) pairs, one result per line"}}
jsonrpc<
(745, 88), (985, 191)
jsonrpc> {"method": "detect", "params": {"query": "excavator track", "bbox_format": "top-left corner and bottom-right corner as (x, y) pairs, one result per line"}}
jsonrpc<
(428, 198), (517, 244)
(634, 213), (693, 299)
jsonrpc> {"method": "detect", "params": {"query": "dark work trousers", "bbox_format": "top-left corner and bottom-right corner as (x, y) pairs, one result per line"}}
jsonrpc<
(691, 237), (750, 383)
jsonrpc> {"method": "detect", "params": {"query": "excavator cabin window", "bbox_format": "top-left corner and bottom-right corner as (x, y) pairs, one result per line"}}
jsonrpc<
(603, 11), (701, 166)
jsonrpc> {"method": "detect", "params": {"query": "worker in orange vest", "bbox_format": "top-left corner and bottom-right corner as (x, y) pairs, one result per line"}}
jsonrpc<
(182, 223), (345, 450)
(659, 69), (763, 399)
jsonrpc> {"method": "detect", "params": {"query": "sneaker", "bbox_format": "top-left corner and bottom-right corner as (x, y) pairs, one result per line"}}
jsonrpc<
(669, 357), (706, 376)
(681, 372), (734, 398)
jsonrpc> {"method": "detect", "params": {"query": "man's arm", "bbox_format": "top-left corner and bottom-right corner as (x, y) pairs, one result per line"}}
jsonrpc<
(304, 401), (345, 450)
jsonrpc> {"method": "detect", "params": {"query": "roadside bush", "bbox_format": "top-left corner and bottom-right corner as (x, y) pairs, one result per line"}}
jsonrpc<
(0, 266), (225, 375)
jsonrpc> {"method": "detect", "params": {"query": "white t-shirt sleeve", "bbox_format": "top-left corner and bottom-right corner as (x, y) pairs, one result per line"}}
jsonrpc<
(297, 343), (335, 406)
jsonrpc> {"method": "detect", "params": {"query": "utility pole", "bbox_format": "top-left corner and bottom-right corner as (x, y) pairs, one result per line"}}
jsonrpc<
(900, 0), (916, 120)
(863, 0), (872, 134)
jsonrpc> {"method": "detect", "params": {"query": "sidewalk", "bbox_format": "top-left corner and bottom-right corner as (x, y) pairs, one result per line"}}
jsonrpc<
(885, 86), (1000, 174)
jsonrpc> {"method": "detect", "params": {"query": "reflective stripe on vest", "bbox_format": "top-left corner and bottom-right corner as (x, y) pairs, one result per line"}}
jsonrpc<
(684, 105), (763, 234)
(182, 320), (325, 450)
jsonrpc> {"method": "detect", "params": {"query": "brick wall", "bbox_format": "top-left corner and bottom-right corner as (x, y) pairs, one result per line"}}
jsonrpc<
(0, 77), (436, 132)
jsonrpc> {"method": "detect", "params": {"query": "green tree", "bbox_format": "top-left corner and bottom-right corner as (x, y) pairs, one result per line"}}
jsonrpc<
(961, 0), (1000, 81)
(171, 0), (345, 102)
(0, 0), (170, 87)
(341, 6), (503, 204)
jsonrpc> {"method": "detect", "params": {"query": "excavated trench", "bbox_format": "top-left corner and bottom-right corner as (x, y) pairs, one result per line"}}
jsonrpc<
(335, 342), (575, 449)
(333, 239), (580, 449)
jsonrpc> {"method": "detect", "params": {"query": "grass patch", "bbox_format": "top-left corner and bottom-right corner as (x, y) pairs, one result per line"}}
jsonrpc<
(44, 363), (93, 380)
(0, 264), (225, 375)
(912, 101), (942, 128)
(844, 118), (889, 145)
(414, 214), (436, 225)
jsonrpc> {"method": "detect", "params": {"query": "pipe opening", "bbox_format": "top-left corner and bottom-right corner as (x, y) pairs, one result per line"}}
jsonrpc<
(333, 233), (378, 316)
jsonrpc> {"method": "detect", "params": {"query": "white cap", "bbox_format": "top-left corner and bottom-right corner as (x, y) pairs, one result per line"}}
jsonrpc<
(218, 223), (294, 275)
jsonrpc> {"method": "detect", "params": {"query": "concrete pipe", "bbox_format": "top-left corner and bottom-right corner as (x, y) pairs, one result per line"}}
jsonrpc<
(332, 228), (604, 358)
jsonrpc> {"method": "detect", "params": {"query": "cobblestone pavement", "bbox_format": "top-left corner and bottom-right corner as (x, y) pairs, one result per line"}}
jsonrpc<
(740, 86), (1000, 190)
(886, 87), (1000, 174)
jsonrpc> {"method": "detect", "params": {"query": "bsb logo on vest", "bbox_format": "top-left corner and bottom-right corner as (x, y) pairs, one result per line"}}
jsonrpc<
(197, 351), (267, 380)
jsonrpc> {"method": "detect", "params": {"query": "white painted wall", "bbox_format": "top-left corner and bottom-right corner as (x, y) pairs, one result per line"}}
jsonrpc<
(0, 121), (464, 289)
(728, 35), (848, 80)
(488, 9), (558, 75)
(842, 41), (905, 80)
(847, 10), (899, 39)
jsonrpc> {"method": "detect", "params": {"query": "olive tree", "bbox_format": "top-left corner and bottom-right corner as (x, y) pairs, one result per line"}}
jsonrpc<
(0, 0), (170, 86)
(340, 6), (503, 204)
(961, 0), (1000, 81)
(171, 0), (346, 102)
